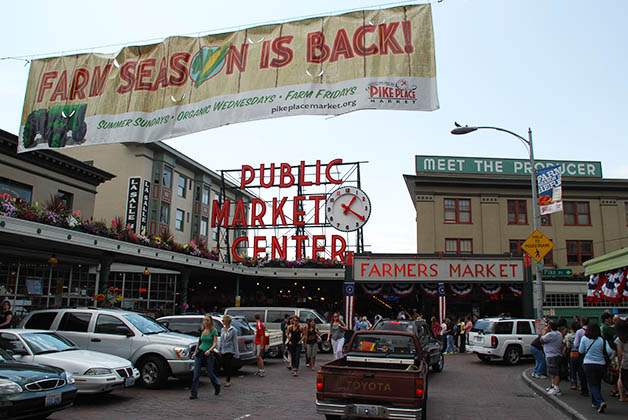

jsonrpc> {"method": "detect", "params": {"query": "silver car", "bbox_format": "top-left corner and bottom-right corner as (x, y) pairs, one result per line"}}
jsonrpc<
(157, 314), (256, 370)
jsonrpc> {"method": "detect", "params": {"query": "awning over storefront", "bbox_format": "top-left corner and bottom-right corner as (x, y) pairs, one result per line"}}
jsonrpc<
(584, 247), (628, 276)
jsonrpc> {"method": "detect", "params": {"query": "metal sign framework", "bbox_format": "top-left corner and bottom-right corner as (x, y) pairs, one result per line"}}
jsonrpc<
(216, 161), (367, 263)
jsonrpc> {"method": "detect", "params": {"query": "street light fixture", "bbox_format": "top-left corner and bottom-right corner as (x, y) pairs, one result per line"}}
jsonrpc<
(451, 122), (544, 319)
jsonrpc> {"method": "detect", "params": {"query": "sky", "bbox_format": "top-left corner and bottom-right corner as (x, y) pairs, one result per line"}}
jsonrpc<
(1, 0), (627, 255)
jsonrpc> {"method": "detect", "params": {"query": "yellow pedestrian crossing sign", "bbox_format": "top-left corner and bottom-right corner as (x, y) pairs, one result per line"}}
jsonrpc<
(521, 230), (554, 263)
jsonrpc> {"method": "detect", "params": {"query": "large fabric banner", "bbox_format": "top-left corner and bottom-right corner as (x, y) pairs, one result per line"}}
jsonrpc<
(18, 4), (438, 152)
(537, 164), (563, 215)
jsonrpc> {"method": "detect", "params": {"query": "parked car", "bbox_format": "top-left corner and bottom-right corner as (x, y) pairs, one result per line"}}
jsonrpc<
(0, 329), (139, 394)
(224, 306), (332, 352)
(372, 318), (444, 373)
(19, 308), (197, 388)
(156, 314), (256, 371)
(466, 317), (537, 365)
(0, 347), (77, 419)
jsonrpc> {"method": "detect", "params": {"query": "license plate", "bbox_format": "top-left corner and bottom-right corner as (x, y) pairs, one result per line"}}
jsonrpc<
(45, 393), (62, 407)
(475, 336), (483, 342)
(356, 405), (379, 416)
(124, 377), (135, 387)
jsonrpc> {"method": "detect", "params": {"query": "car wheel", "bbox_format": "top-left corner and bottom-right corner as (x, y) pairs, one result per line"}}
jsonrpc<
(267, 346), (280, 358)
(139, 356), (169, 388)
(324, 415), (341, 420)
(431, 353), (444, 373)
(504, 346), (522, 365)
(319, 340), (332, 353)
(421, 375), (428, 420)
(477, 354), (491, 362)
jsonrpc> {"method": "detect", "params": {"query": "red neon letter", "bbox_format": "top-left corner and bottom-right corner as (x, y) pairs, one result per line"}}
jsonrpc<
(250, 198), (266, 227)
(279, 163), (295, 188)
(271, 236), (287, 259)
(231, 237), (248, 262)
(292, 195), (306, 226)
(331, 235), (347, 262)
(211, 199), (230, 227)
(253, 236), (266, 258)
(240, 165), (255, 189)
(309, 195), (326, 224)
(312, 235), (326, 259)
(325, 159), (343, 185)
(292, 235), (308, 259)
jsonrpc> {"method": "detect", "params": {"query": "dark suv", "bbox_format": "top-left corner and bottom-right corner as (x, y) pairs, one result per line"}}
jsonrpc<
(372, 319), (444, 373)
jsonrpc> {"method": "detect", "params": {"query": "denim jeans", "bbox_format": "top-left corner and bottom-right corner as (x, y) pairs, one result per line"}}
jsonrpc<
(530, 346), (546, 376)
(190, 351), (221, 397)
(290, 343), (302, 371)
(446, 334), (455, 353)
(583, 364), (605, 407)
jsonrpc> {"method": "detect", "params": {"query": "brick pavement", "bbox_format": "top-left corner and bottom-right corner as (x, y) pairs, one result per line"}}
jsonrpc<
(51, 352), (570, 420)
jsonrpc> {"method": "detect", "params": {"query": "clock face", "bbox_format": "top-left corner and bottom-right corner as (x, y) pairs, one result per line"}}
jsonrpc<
(326, 186), (371, 232)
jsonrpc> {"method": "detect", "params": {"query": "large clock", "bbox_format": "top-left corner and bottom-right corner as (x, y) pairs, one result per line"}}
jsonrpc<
(326, 186), (371, 232)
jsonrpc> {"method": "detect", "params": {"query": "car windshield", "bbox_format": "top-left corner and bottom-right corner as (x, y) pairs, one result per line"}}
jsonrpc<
(349, 333), (416, 356)
(123, 313), (168, 334)
(471, 320), (493, 333)
(22, 333), (77, 355)
(0, 348), (13, 361)
(373, 321), (413, 333)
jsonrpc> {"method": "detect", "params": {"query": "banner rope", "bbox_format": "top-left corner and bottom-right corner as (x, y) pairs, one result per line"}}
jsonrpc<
(0, 0), (444, 62)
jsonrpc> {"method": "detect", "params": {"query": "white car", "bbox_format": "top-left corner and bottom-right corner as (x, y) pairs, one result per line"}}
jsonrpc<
(466, 318), (537, 365)
(0, 329), (139, 394)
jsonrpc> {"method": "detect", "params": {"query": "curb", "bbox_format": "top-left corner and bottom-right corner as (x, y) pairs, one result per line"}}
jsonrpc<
(521, 368), (588, 420)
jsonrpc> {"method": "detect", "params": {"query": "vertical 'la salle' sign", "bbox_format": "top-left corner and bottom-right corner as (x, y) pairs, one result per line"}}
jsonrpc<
(139, 180), (151, 235)
(126, 177), (141, 232)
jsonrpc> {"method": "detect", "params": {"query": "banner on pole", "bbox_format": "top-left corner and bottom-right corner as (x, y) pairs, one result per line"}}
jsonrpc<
(537, 165), (563, 215)
(18, 4), (438, 153)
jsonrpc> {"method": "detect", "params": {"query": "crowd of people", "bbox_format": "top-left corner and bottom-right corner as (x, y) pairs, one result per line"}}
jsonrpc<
(430, 315), (474, 355)
(530, 314), (628, 414)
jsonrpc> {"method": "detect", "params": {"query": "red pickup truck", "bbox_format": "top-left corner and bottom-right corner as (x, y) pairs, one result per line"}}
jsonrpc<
(315, 330), (428, 420)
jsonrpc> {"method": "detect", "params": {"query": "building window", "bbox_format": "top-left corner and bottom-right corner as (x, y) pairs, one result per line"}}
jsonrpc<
(212, 226), (218, 241)
(162, 166), (173, 188)
(160, 204), (170, 224)
(566, 240), (593, 265)
(444, 198), (471, 224)
(510, 239), (553, 265)
(175, 209), (184, 231)
(544, 294), (580, 307)
(507, 200), (527, 225)
(445, 238), (472, 254)
(202, 187), (210, 205)
(177, 175), (186, 198)
(0, 176), (33, 202)
(200, 217), (208, 236)
(564, 201), (591, 226)
(57, 190), (74, 211)
(541, 214), (551, 226)
(625, 202), (628, 226)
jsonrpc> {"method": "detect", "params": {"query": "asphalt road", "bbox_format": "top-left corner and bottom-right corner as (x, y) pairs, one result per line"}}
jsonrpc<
(50, 352), (569, 420)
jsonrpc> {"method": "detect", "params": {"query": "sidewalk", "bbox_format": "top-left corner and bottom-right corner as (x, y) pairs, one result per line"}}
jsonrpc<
(522, 367), (628, 419)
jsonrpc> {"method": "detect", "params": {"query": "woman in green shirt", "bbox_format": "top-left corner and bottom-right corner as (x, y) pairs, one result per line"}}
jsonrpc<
(190, 315), (221, 399)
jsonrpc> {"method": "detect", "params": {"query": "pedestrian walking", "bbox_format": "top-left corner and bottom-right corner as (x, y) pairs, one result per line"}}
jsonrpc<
(444, 318), (456, 354)
(305, 318), (320, 370)
(328, 312), (348, 360)
(457, 318), (466, 353)
(189, 315), (221, 399)
(574, 317), (590, 396)
(614, 319), (628, 402)
(601, 312), (620, 397)
(565, 321), (579, 390)
(0, 301), (13, 328)
(579, 322), (613, 413)
(280, 314), (290, 363)
(286, 316), (306, 376)
(541, 321), (565, 396)
(440, 319), (448, 351)
(218, 314), (240, 387)
(254, 313), (266, 377)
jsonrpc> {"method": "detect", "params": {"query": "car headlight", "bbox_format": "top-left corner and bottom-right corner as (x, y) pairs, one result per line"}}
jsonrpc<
(0, 379), (23, 394)
(174, 347), (190, 359)
(83, 368), (112, 376)
(64, 372), (76, 384)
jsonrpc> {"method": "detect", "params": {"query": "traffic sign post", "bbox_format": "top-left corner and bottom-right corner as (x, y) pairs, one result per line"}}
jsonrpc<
(542, 268), (573, 277)
(521, 230), (554, 263)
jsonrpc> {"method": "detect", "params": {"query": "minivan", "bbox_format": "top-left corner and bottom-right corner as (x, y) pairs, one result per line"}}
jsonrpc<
(223, 307), (331, 352)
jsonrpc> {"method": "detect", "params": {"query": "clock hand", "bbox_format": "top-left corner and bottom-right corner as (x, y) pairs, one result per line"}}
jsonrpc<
(341, 204), (366, 221)
(343, 196), (357, 215)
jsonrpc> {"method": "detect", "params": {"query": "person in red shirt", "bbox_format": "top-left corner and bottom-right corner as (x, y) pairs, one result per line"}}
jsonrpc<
(254, 313), (266, 377)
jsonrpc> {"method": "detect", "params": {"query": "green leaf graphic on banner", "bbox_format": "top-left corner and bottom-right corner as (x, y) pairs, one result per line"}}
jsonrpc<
(190, 46), (230, 88)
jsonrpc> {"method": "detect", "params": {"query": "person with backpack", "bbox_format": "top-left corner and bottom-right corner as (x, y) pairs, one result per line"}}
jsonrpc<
(579, 322), (614, 413)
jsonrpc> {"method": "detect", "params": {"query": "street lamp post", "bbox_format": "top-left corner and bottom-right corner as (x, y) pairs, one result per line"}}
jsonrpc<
(451, 124), (544, 319)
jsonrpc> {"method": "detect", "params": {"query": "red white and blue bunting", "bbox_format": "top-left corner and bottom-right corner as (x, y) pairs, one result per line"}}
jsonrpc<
(480, 283), (502, 296)
(421, 283), (439, 296)
(587, 268), (628, 303)
(391, 283), (415, 296)
(449, 283), (473, 297)
(361, 283), (384, 296)
(509, 285), (522, 297)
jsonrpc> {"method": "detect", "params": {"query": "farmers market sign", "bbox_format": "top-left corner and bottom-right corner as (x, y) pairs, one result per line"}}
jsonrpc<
(18, 4), (438, 153)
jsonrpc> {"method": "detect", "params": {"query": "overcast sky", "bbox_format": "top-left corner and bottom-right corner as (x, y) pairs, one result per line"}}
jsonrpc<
(1, 0), (627, 255)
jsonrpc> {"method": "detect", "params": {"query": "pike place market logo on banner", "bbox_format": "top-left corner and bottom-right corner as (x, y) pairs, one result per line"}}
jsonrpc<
(18, 4), (438, 153)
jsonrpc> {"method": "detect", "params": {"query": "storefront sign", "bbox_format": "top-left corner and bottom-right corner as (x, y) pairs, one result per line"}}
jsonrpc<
(139, 180), (151, 235)
(416, 155), (602, 177)
(543, 268), (573, 277)
(537, 165), (563, 215)
(354, 257), (524, 282)
(125, 177), (141, 232)
(18, 4), (438, 153)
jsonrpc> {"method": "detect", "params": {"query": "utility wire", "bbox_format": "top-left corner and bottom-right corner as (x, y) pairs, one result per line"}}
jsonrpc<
(0, 0), (443, 61)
